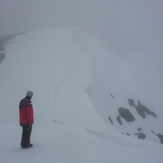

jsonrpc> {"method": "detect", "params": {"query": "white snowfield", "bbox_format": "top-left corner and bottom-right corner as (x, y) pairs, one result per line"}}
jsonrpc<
(0, 27), (163, 163)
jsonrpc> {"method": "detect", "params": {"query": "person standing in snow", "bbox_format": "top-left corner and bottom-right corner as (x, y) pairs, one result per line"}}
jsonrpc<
(19, 91), (34, 148)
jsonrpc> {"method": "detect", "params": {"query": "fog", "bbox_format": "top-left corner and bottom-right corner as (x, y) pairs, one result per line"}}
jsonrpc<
(0, 0), (163, 55)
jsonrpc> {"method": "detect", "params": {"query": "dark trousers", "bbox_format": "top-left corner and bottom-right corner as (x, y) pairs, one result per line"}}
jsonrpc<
(21, 126), (32, 148)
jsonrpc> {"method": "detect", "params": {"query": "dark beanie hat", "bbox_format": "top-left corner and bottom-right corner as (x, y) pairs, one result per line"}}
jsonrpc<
(26, 91), (33, 98)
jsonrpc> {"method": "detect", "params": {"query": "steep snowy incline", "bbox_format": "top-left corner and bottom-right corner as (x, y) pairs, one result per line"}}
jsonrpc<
(0, 27), (163, 163)
(72, 28), (163, 143)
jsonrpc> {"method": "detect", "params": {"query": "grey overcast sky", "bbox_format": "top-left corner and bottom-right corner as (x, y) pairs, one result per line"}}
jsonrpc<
(0, 0), (162, 55)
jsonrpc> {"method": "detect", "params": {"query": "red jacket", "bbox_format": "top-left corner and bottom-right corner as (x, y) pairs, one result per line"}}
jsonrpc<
(19, 98), (34, 127)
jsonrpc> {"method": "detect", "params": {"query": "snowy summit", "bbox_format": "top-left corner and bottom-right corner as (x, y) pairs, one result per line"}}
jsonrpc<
(0, 27), (163, 163)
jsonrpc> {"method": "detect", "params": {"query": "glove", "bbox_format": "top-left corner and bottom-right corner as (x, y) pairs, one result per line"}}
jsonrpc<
(27, 124), (32, 130)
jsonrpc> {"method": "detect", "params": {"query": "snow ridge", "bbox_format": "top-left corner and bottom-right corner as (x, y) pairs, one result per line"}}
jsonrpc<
(0, 27), (163, 163)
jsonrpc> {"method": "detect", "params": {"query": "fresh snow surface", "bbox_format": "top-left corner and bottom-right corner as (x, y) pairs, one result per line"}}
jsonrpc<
(73, 28), (163, 142)
(0, 27), (163, 163)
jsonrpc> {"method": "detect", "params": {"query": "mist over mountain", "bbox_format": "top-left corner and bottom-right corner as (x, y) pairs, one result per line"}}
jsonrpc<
(0, 0), (163, 155)
(0, 0), (163, 144)
(0, 0), (162, 56)
(0, 25), (163, 144)
(0, 1), (163, 161)
(0, 27), (163, 163)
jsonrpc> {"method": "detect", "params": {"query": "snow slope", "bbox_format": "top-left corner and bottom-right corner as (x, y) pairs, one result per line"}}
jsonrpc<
(0, 27), (163, 163)
(72, 28), (163, 143)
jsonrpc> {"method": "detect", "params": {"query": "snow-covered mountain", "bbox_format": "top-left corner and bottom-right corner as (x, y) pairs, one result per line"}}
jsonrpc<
(72, 28), (163, 143)
(0, 27), (163, 163)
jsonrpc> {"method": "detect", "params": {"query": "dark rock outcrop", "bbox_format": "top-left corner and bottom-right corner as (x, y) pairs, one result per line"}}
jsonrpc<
(110, 93), (115, 99)
(135, 101), (157, 119)
(108, 116), (113, 125)
(128, 99), (157, 119)
(0, 34), (17, 63)
(110, 98), (160, 143)
(135, 133), (146, 139)
(128, 98), (135, 107)
(118, 107), (135, 122)
(156, 134), (163, 144)
(117, 116), (123, 125)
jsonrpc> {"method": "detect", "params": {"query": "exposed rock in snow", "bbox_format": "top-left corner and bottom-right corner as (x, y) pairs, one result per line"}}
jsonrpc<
(108, 116), (113, 125)
(156, 134), (163, 144)
(128, 99), (157, 119)
(118, 107), (135, 122)
(117, 115), (123, 125)
(0, 34), (17, 63)
(135, 133), (146, 140)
